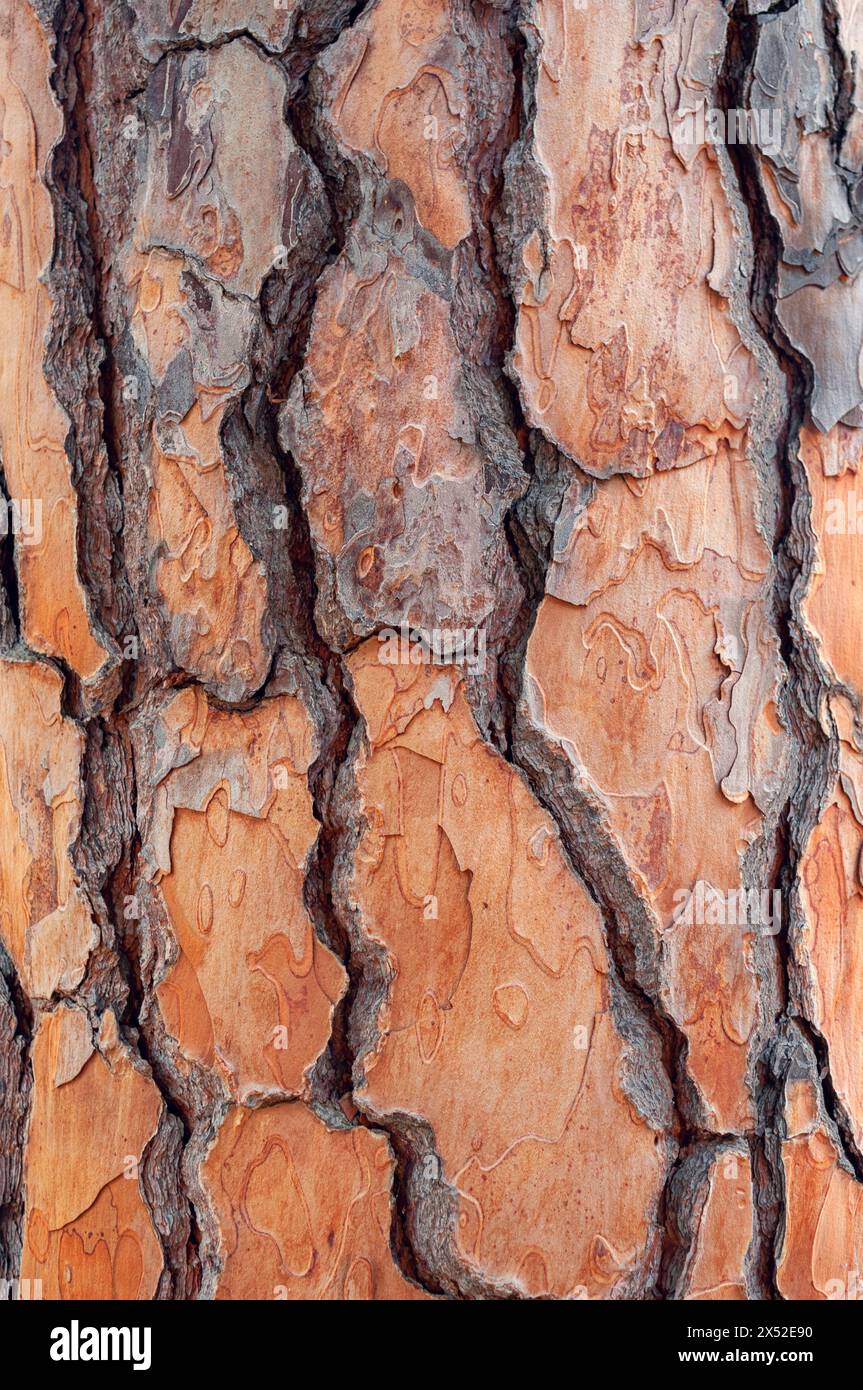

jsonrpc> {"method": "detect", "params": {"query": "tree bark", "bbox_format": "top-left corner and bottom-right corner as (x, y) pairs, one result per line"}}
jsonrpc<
(0, 0), (862, 1302)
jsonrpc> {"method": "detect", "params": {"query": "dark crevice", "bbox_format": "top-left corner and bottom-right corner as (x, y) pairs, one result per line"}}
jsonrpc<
(484, 4), (702, 1302)
(720, 0), (863, 1294)
(249, 0), (537, 1299)
(30, 0), (204, 1297)
(0, 452), (21, 648)
(67, 691), (205, 1297)
(69, 0), (140, 658)
(0, 942), (31, 1291)
(794, 1016), (863, 1182)
(39, 0), (135, 685)
(130, 0), (369, 77)
(102, 727), (204, 1299)
(246, 4), (458, 1302)
(658, 1136), (752, 1300)
(720, 0), (812, 1304)
(823, 0), (856, 162)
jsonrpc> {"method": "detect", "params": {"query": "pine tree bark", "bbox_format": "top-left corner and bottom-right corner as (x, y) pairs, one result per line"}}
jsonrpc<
(1, 0), (862, 1302)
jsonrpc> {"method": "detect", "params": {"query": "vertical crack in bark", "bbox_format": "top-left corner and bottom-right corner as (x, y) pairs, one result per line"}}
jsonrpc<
(35, 0), (126, 708)
(252, 0), (553, 1299)
(223, 4), (474, 1300)
(476, 0), (858, 1302)
(26, 0), (213, 1298)
(713, 0), (803, 1300)
(19, 0), (384, 1302)
(478, 2), (697, 1301)
(501, 467), (701, 1297)
(69, 0), (141, 664)
(0, 451), (21, 650)
(253, 26), (461, 1302)
(96, 716), (203, 1299)
(716, 0), (863, 1295)
(0, 941), (32, 1288)
(798, 0), (863, 1188)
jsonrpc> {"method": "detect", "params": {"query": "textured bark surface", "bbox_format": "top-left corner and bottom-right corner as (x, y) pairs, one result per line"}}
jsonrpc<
(1, 0), (862, 1302)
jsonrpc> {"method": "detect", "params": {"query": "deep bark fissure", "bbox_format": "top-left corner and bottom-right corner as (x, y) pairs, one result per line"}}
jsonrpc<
(487, 4), (705, 1301)
(722, 0), (863, 1288)
(259, 10), (520, 1300)
(0, 943), (32, 1288)
(0, 454), (22, 647)
(718, 0), (812, 1301)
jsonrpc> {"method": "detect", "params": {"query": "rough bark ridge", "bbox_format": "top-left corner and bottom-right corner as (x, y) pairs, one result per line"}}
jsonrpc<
(0, 0), (861, 1301)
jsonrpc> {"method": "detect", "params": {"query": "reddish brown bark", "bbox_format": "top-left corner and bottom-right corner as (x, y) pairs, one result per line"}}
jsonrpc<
(1, 0), (862, 1303)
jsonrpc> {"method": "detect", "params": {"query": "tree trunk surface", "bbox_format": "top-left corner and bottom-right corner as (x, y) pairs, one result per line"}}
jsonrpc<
(0, 0), (862, 1302)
